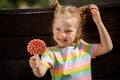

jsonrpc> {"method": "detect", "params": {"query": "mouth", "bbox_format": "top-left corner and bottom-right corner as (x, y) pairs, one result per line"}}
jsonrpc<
(58, 38), (68, 43)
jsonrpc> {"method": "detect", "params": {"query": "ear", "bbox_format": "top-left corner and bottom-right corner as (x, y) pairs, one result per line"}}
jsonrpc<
(77, 28), (82, 35)
(77, 28), (82, 38)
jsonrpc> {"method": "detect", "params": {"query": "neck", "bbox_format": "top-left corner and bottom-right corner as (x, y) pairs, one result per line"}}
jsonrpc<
(56, 45), (65, 49)
(56, 43), (76, 49)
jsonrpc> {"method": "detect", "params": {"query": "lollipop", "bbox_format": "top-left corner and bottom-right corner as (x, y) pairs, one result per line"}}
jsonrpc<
(27, 39), (46, 55)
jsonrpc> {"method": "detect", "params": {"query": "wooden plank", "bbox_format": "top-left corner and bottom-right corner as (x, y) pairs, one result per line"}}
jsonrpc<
(0, 5), (120, 37)
(59, 0), (120, 7)
(0, 59), (52, 80)
(92, 53), (120, 79)
(0, 30), (119, 60)
(0, 36), (56, 60)
(0, 11), (54, 37)
(0, 3), (120, 80)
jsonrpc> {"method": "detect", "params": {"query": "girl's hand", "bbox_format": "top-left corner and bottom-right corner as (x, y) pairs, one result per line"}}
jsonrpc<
(89, 4), (102, 24)
(29, 55), (40, 69)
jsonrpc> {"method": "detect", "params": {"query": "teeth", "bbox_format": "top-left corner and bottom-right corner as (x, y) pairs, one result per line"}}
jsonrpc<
(61, 39), (67, 42)
(58, 38), (67, 42)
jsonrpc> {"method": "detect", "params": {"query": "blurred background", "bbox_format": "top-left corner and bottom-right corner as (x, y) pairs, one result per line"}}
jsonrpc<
(0, 0), (120, 80)
(0, 0), (120, 10)
(0, 0), (51, 9)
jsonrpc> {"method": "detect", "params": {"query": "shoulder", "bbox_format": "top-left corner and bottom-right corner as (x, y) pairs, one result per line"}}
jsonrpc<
(46, 46), (57, 51)
(76, 39), (97, 51)
(44, 46), (59, 54)
(77, 39), (90, 45)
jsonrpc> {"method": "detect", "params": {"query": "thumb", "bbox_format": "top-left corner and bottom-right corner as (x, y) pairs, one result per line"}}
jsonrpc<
(34, 54), (41, 67)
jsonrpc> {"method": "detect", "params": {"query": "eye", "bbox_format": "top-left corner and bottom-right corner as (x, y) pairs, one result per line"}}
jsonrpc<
(65, 30), (73, 34)
(56, 28), (61, 31)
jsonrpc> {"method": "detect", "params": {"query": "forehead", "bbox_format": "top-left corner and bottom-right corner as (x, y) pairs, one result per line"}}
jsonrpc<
(54, 15), (78, 28)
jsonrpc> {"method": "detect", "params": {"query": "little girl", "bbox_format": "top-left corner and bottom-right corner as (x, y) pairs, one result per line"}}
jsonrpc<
(29, 0), (113, 80)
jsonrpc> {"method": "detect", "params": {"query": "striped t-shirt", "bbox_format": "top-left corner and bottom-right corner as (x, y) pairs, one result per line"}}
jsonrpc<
(41, 39), (97, 80)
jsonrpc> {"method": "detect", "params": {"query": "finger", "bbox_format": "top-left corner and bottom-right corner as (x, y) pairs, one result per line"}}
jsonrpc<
(34, 54), (40, 67)
(29, 59), (38, 68)
(34, 61), (39, 68)
(89, 4), (98, 8)
(30, 56), (37, 62)
(91, 10), (98, 16)
(89, 4), (99, 11)
(34, 54), (39, 58)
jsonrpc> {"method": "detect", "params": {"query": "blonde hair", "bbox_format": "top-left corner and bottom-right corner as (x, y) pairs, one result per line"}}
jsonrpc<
(52, 0), (90, 43)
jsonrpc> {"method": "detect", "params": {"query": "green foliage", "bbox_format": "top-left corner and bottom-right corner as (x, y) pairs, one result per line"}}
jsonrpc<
(0, 0), (118, 9)
(0, 0), (50, 9)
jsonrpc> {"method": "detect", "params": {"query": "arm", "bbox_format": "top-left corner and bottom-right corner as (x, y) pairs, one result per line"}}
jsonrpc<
(89, 4), (113, 56)
(29, 55), (48, 77)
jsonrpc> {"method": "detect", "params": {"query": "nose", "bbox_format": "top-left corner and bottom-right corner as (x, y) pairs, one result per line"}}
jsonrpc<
(61, 32), (66, 38)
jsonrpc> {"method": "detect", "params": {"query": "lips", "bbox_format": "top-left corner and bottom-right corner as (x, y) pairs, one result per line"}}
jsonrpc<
(58, 38), (68, 43)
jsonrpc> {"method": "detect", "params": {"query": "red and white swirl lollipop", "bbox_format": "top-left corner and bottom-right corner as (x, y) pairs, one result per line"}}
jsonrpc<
(27, 39), (46, 55)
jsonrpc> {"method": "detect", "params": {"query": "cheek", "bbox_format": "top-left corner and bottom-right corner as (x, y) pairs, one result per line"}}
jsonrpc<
(53, 30), (59, 39)
(53, 31), (59, 37)
(69, 33), (76, 40)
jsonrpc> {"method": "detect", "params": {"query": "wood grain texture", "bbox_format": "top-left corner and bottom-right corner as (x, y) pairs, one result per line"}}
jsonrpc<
(0, 3), (120, 80)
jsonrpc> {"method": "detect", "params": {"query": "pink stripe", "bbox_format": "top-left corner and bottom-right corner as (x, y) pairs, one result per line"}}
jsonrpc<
(69, 74), (91, 80)
(53, 58), (90, 73)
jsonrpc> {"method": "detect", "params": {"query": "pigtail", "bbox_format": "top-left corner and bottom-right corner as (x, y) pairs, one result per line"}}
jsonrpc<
(75, 5), (91, 42)
(52, 0), (61, 12)
(52, 0), (60, 8)
(78, 5), (91, 28)
(52, 0), (62, 18)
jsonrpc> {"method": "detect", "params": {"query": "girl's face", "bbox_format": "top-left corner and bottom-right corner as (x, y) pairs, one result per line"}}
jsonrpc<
(53, 15), (81, 48)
